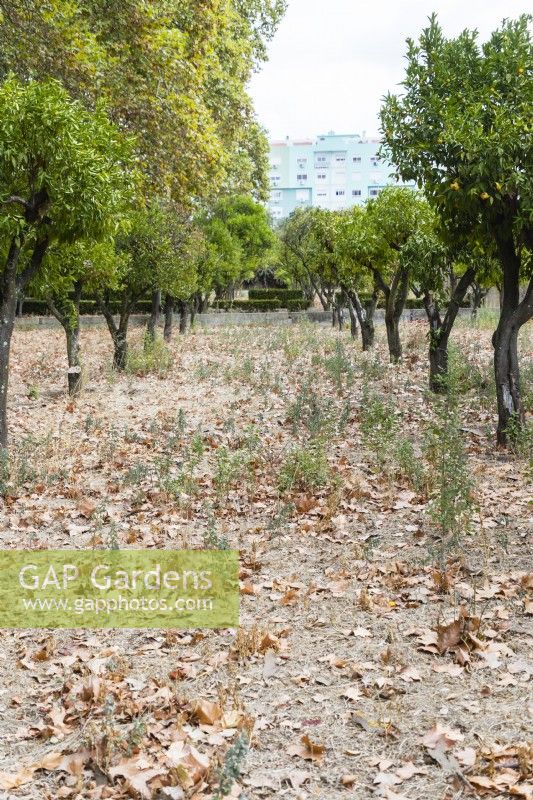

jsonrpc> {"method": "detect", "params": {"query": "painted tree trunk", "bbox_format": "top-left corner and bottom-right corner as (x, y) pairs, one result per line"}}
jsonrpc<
(494, 318), (524, 445)
(66, 325), (82, 396)
(344, 288), (376, 351)
(98, 295), (130, 371)
(163, 295), (174, 342)
(493, 235), (532, 445)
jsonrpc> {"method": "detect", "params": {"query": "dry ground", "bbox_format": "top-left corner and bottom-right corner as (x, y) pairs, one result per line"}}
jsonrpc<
(0, 315), (531, 800)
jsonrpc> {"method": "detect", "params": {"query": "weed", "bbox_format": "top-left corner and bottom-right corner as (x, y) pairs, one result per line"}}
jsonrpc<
(322, 339), (355, 391)
(278, 439), (331, 493)
(360, 385), (398, 468)
(123, 462), (149, 486)
(100, 425), (120, 461)
(126, 718), (146, 754)
(126, 338), (173, 377)
(424, 349), (475, 558)
(287, 383), (338, 438)
(194, 360), (218, 381)
(203, 514), (229, 550)
(214, 733), (249, 798)
(394, 438), (427, 494)
(0, 450), (10, 497)
(268, 501), (295, 534)
(176, 408), (187, 435)
(505, 413), (533, 470)
(104, 522), (120, 550)
(213, 446), (250, 498)
(27, 384), (39, 400)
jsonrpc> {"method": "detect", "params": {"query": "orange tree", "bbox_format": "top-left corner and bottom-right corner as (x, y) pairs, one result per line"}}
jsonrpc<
(0, 78), (133, 447)
(380, 14), (532, 444)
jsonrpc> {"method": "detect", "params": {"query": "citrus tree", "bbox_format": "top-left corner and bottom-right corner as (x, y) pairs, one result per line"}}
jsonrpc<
(0, 77), (133, 447)
(32, 240), (127, 395)
(364, 187), (434, 363)
(277, 208), (337, 310)
(335, 206), (385, 350)
(380, 14), (532, 444)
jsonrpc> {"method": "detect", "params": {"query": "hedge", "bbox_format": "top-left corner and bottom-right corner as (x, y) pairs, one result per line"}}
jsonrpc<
(213, 298), (311, 312)
(212, 299), (281, 312)
(19, 298), (153, 316)
(248, 288), (305, 302)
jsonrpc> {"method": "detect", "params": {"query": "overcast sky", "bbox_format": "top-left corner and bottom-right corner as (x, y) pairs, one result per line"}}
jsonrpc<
(249, 0), (530, 140)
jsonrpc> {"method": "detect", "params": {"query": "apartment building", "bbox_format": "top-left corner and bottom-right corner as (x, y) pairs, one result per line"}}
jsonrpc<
(268, 131), (414, 221)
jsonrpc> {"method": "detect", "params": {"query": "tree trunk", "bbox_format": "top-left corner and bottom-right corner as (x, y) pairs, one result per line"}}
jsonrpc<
(384, 267), (409, 363)
(97, 293), (131, 371)
(470, 283), (487, 319)
(344, 287), (377, 351)
(385, 316), (402, 363)
(492, 233), (532, 445)
(424, 267), (476, 393)
(146, 288), (161, 344)
(0, 232), (49, 449)
(190, 296), (198, 326)
(48, 281), (83, 396)
(178, 300), (189, 334)
(197, 293), (209, 314)
(66, 325), (82, 396)
(163, 295), (174, 341)
(492, 230), (533, 447)
(347, 298), (358, 339)
(0, 240), (22, 450)
(424, 295), (447, 393)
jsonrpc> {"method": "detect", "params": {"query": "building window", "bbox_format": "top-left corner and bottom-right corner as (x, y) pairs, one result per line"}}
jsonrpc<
(270, 175), (281, 184)
(370, 156), (379, 166)
(271, 207), (283, 219)
(352, 156), (361, 164)
(296, 189), (308, 201)
(316, 173), (327, 181)
(335, 190), (345, 197)
(271, 190), (282, 203)
(369, 188), (382, 196)
(335, 155), (346, 164)
(316, 155), (327, 162)
(297, 157), (307, 166)
(270, 159), (281, 169)
(352, 189), (362, 196)
(316, 191), (328, 198)
(297, 173), (308, 181)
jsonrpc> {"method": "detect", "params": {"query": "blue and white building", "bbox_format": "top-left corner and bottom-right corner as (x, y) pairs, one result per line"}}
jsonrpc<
(268, 131), (413, 221)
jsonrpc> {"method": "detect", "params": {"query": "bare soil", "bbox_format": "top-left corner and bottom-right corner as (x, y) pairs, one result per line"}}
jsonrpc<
(0, 318), (531, 800)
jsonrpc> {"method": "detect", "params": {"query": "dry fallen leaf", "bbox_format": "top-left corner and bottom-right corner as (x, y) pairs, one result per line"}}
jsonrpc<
(192, 699), (223, 726)
(287, 734), (326, 762)
(422, 724), (464, 751)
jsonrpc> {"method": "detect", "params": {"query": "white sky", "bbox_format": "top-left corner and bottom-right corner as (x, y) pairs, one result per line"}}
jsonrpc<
(249, 0), (530, 140)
